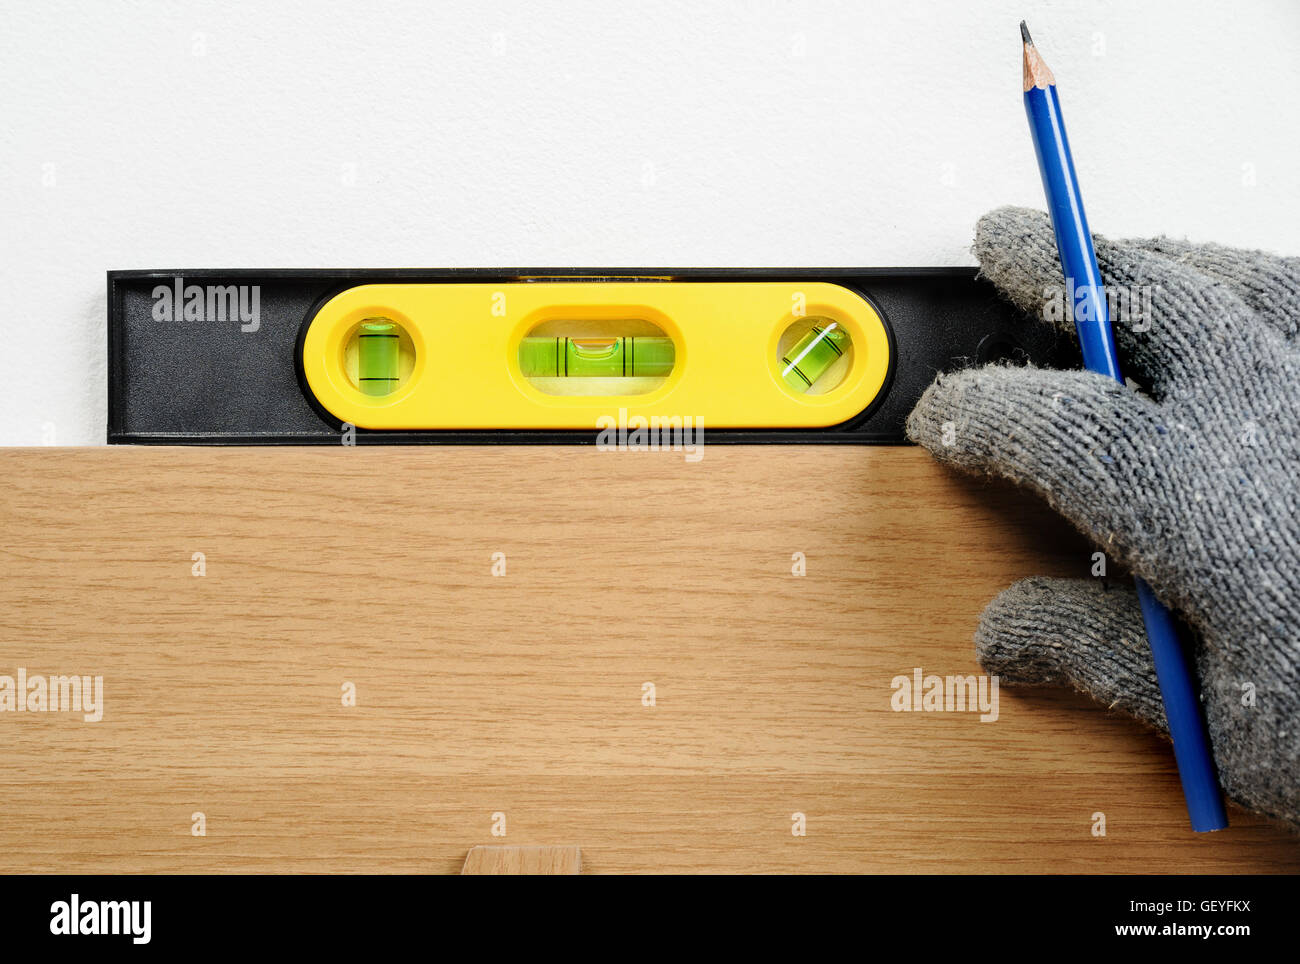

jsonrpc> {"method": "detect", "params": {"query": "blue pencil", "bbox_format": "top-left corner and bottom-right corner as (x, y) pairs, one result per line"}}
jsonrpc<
(1019, 21), (1227, 832)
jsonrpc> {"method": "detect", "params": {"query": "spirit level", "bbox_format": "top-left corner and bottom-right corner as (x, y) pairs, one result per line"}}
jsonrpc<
(107, 267), (1073, 444)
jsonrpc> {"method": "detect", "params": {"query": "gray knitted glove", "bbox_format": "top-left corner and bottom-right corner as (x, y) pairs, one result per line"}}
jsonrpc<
(906, 206), (1300, 830)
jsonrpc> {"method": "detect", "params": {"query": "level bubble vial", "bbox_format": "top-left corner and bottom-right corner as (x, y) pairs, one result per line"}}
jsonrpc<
(346, 318), (416, 397)
(777, 318), (853, 394)
(518, 318), (675, 397)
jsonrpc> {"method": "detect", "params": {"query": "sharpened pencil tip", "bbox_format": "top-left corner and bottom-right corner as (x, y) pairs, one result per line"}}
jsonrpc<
(1020, 20), (1032, 45)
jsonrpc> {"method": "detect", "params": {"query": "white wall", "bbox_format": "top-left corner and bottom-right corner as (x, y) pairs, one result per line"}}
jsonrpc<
(3, 0), (1297, 444)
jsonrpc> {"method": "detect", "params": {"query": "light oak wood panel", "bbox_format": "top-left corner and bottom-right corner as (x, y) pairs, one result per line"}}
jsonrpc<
(461, 846), (582, 875)
(0, 446), (1295, 873)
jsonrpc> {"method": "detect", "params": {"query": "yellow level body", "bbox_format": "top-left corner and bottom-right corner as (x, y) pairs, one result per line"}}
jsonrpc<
(300, 281), (891, 429)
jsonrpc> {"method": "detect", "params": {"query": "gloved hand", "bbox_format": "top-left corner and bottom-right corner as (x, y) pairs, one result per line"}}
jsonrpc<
(906, 206), (1300, 830)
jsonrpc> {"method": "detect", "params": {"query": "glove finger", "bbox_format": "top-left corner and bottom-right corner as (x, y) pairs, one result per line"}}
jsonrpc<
(906, 363), (1167, 563)
(974, 206), (1270, 401)
(982, 579), (1300, 832)
(975, 576), (1166, 730)
(1138, 237), (1300, 341)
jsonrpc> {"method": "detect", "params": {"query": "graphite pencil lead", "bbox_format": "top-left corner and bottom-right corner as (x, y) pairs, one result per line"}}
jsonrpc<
(1020, 20), (1032, 45)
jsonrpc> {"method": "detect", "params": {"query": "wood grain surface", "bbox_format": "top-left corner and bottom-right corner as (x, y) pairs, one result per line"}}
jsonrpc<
(0, 446), (1296, 874)
(461, 846), (582, 875)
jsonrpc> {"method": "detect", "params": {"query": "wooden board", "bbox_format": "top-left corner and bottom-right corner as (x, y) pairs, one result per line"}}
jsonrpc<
(461, 846), (582, 875)
(0, 446), (1295, 874)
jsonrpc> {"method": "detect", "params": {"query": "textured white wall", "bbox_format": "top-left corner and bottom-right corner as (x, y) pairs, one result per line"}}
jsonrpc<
(2, 0), (1297, 444)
